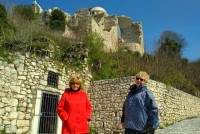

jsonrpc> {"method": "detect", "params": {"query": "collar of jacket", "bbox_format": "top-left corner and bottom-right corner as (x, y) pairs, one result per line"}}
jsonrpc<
(65, 88), (82, 93)
(130, 84), (147, 95)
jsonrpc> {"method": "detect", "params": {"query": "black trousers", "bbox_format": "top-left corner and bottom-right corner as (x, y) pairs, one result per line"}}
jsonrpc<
(125, 128), (155, 134)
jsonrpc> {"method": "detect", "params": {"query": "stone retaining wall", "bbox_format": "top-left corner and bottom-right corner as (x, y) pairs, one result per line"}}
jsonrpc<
(1, 54), (200, 134)
(0, 53), (91, 134)
(88, 76), (200, 134)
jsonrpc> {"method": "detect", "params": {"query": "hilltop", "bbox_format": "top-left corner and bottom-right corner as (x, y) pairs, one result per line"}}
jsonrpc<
(0, 2), (200, 97)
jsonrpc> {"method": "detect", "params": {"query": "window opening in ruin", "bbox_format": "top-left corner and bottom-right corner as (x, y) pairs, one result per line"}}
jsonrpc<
(117, 24), (121, 38)
(47, 71), (59, 88)
(38, 92), (59, 134)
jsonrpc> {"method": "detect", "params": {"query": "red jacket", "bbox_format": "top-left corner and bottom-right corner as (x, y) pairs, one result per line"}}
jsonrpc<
(57, 88), (92, 134)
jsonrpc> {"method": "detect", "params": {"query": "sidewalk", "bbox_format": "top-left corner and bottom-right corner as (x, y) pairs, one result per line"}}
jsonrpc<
(155, 117), (200, 134)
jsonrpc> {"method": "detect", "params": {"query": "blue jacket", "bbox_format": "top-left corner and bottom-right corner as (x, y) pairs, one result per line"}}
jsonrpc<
(121, 84), (159, 131)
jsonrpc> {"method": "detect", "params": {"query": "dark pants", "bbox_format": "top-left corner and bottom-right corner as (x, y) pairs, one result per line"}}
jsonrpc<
(125, 128), (155, 134)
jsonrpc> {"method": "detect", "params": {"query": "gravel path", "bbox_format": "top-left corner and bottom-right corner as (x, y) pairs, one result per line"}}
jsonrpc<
(155, 117), (200, 134)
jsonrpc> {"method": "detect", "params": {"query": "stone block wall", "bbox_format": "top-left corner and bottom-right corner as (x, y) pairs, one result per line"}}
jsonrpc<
(0, 53), (92, 134)
(88, 76), (200, 134)
(1, 53), (200, 134)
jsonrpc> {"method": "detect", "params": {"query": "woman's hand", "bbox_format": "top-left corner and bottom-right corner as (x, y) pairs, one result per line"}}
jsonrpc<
(121, 123), (125, 128)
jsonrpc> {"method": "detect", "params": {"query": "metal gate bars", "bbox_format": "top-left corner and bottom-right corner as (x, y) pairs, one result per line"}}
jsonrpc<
(38, 92), (59, 134)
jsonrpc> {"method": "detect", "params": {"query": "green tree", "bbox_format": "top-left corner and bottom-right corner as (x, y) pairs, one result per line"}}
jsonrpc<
(159, 38), (182, 56)
(49, 8), (66, 31)
(0, 4), (16, 38)
(159, 30), (186, 46)
(0, 4), (7, 19)
(155, 30), (186, 57)
(83, 32), (118, 79)
(84, 32), (104, 66)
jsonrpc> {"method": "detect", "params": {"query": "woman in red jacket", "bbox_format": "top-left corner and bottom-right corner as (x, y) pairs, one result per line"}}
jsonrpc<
(57, 76), (92, 134)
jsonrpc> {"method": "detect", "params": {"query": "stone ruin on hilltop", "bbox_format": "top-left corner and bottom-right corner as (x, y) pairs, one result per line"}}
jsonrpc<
(32, 1), (144, 55)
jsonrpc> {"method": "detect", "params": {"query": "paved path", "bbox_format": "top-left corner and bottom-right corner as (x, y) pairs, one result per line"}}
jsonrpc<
(155, 117), (200, 134)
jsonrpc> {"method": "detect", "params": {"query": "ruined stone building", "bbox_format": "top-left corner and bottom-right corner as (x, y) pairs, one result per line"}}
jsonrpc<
(33, 1), (144, 55)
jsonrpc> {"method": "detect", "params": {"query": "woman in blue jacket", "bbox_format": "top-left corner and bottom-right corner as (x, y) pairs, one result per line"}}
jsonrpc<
(121, 71), (159, 134)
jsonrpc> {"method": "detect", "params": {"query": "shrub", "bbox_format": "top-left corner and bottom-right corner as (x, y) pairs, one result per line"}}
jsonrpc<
(83, 32), (104, 66)
(13, 5), (36, 21)
(50, 20), (65, 31)
(49, 9), (66, 31)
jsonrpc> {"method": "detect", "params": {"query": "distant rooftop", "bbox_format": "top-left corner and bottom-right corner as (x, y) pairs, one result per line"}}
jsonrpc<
(91, 7), (107, 13)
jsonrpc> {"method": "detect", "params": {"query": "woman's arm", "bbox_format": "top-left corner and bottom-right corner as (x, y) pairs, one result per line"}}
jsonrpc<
(57, 93), (68, 122)
(146, 91), (159, 129)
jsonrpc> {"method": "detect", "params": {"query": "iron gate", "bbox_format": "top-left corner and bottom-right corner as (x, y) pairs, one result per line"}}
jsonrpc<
(38, 92), (59, 134)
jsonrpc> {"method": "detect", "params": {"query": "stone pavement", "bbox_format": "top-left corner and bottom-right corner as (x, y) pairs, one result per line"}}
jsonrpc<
(155, 116), (200, 134)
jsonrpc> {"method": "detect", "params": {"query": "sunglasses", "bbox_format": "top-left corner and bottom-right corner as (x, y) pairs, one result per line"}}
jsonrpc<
(136, 77), (144, 81)
(71, 82), (80, 85)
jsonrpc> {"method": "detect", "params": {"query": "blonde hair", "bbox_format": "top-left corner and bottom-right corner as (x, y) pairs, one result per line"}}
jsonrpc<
(69, 76), (82, 89)
(135, 71), (150, 83)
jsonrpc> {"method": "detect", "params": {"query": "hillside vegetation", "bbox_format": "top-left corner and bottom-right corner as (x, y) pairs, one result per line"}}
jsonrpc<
(0, 3), (200, 97)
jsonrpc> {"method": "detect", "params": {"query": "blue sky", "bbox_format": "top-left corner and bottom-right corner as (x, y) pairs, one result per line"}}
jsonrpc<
(3, 0), (200, 61)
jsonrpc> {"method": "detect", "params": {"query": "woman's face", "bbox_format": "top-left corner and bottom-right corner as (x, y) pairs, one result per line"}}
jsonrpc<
(135, 76), (145, 86)
(71, 82), (81, 90)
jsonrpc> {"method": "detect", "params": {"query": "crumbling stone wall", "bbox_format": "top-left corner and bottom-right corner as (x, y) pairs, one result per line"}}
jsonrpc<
(71, 8), (144, 54)
(88, 76), (200, 134)
(118, 16), (144, 54)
